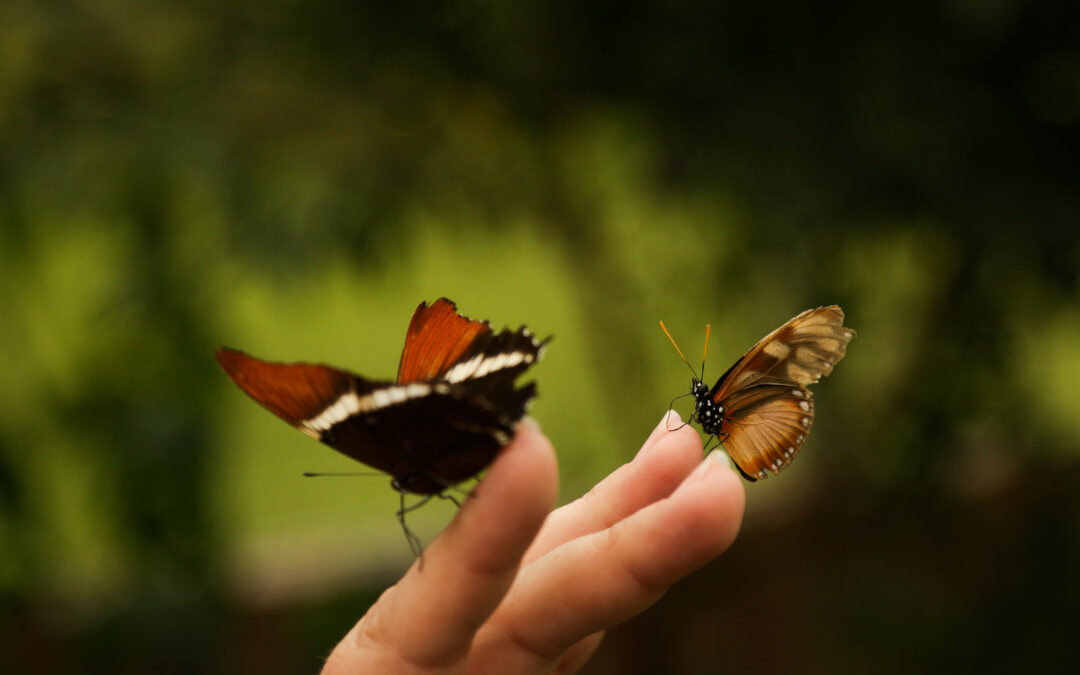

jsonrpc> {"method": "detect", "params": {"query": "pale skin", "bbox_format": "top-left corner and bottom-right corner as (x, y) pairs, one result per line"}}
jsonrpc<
(322, 412), (746, 674)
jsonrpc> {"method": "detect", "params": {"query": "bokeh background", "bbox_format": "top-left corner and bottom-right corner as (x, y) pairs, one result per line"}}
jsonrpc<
(2, 0), (1079, 672)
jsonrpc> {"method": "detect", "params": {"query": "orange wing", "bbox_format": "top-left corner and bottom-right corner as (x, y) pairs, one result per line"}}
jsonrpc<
(396, 298), (492, 384)
(712, 306), (853, 402)
(714, 306), (854, 480)
(216, 348), (356, 429)
(720, 385), (815, 480)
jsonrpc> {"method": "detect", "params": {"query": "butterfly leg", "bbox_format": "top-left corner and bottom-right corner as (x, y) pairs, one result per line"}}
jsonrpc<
(447, 481), (475, 502)
(702, 433), (730, 457)
(427, 474), (473, 503)
(397, 492), (434, 559)
(437, 492), (463, 509)
(666, 392), (696, 430)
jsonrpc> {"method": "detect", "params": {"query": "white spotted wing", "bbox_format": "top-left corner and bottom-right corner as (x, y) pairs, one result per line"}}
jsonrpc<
(711, 306), (854, 480)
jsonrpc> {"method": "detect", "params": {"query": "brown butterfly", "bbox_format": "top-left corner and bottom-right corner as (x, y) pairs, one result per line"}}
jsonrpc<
(661, 306), (854, 481)
(217, 298), (549, 554)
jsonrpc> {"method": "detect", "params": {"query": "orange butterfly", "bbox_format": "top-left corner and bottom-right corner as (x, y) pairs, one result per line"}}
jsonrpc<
(661, 306), (854, 481)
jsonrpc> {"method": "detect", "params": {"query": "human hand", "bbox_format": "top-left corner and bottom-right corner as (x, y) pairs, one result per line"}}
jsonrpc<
(322, 413), (745, 674)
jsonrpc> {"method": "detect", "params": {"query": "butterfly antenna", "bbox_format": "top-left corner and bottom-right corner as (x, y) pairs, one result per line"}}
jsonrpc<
(303, 471), (382, 477)
(659, 321), (698, 378)
(701, 324), (711, 382)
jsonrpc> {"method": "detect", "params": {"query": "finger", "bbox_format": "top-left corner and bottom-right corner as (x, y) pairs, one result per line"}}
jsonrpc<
(472, 450), (744, 671)
(554, 633), (604, 675)
(325, 422), (557, 672)
(523, 415), (702, 564)
(638, 409), (682, 456)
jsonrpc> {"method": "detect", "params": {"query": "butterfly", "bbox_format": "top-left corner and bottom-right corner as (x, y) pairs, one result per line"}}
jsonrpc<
(661, 306), (854, 481)
(216, 298), (549, 553)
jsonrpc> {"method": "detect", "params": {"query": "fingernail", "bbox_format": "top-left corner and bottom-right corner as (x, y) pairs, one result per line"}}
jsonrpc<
(520, 416), (541, 432)
(706, 448), (733, 468)
(664, 409), (682, 427)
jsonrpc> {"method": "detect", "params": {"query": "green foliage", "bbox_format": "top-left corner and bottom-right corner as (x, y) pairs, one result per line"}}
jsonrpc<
(1, 0), (1078, 672)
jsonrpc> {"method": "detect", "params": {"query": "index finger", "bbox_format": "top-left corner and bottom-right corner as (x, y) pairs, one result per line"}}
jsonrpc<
(325, 423), (558, 671)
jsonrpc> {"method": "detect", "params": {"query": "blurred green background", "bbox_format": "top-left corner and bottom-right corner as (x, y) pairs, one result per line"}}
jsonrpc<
(2, 0), (1079, 672)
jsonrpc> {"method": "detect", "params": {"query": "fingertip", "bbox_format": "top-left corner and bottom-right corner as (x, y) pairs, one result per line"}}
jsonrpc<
(439, 421), (558, 571)
(684, 451), (746, 551)
(664, 409), (682, 427)
(627, 425), (704, 501)
(669, 424), (706, 464)
(706, 447), (732, 466)
(478, 420), (557, 502)
(638, 414), (702, 461)
(715, 463), (746, 539)
(506, 420), (559, 514)
(637, 409), (687, 457)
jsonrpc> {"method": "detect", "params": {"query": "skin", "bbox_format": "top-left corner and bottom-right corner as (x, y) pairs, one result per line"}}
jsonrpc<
(322, 412), (746, 674)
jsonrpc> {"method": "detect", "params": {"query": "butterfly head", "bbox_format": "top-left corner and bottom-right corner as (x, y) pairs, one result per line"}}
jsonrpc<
(691, 378), (709, 398)
(690, 378), (718, 411)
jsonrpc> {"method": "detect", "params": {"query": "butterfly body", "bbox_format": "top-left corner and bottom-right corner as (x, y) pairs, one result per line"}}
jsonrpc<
(669, 306), (854, 482)
(692, 380), (723, 437)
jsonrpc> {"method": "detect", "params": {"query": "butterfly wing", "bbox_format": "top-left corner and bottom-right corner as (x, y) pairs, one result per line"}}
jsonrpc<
(712, 306), (854, 480)
(216, 347), (406, 475)
(396, 296), (548, 424)
(397, 298), (493, 384)
(719, 384), (815, 481)
(217, 347), (357, 430)
(710, 306), (854, 399)
(318, 381), (537, 494)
